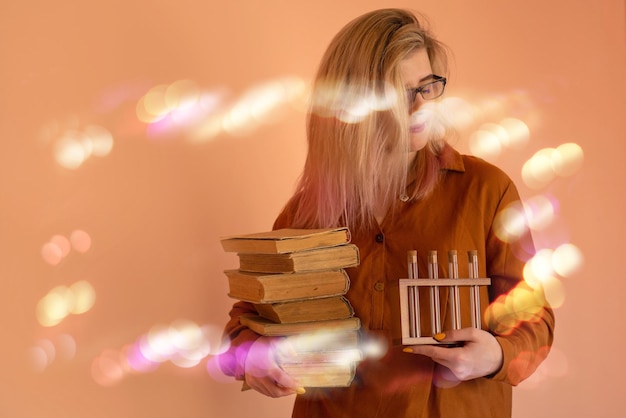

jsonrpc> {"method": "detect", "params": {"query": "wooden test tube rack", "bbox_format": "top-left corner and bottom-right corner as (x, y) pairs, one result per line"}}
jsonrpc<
(399, 250), (491, 345)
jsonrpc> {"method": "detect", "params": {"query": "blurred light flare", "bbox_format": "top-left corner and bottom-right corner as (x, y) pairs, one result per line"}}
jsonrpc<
(137, 77), (307, 141)
(552, 243), (583, 277)
(92, 319), (225, 386)
(41, 230), (93, 265)
(522, 143), (584, 189)
(36, 281), (96, 327)
(469, 118), (529, 160)
(28, 334), (77, 372)
(53, 125), (114, 169)
(523, 195), (556, 231)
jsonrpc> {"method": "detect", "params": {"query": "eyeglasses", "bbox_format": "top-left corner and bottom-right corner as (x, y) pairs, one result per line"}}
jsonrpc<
(406, 75), (447, 104)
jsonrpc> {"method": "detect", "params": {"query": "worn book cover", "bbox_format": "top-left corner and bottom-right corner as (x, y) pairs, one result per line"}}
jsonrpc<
(237, 243), (360, 274)
(238, 315), (361, 337)
(220, 227), (351, 254)
(254, 296), (355, 324)
(280, 361), (357, 388)
(224, 269), (350, 303)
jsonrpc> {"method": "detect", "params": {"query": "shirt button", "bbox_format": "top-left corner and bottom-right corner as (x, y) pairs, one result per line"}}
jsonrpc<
(375, 233), (384, 243)
(374, 282), (385, 291)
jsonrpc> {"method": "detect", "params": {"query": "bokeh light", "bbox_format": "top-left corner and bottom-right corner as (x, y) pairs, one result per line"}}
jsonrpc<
(437, 96), (475, 129)
(70, 229), (92, 253)
(41, 230), (92, 265)
(469, 118), (530, 160)
(28, 334), (77, 373)
(551, 143), (584, 177)
(523, 194), (557, 231)
(493, 201), (529, 243)
(137, 77), (307, 141)
(53, 125), (113, 169)
(522, 143), (584, 189)
(552, 243), (583, 277)
(485, 282), (548, 335)
(222, 77), (307, 135)
(36, 281), (96, 327)
(519, 345), (568, 390)
(91, 320), (224, 386)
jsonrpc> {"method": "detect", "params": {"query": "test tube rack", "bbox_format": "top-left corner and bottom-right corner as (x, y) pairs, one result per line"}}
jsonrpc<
(399, 250), (491, 345)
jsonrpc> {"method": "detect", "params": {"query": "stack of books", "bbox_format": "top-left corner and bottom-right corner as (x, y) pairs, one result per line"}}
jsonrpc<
(221, 227), (362, 388)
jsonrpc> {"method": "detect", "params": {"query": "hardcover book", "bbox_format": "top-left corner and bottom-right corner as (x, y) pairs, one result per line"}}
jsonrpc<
(224, 269), (350, 303)
(238, 315), (361, 337)
(254, 296), (355, 324)
(221, 227), (351, 254)
(237, 244), (360, 274)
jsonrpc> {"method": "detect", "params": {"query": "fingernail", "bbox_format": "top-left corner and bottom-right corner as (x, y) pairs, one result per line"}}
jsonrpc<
(434, 332), (446, 341)
(402, 347), (414, 353)
(296, 387), (306, 394)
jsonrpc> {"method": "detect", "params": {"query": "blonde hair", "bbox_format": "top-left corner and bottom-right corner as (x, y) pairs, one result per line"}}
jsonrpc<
(288, 8), (450, 231)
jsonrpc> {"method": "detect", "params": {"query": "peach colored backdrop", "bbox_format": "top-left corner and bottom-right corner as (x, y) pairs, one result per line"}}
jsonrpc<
(1, 0), (624, 417)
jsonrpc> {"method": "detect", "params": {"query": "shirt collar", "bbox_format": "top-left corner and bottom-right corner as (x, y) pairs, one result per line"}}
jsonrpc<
(438, 142), (465, 173)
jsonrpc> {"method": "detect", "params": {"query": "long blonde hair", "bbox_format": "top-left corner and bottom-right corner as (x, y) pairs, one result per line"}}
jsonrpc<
(288, 8), (450, 231)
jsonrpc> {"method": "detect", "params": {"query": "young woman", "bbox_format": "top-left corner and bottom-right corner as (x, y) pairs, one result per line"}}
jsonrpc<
(220, 8), (554, 417)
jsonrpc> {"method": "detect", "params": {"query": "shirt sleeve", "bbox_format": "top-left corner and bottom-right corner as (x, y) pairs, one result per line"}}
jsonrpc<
(218, 300), (260, 380)
(485, 180), (556, 385)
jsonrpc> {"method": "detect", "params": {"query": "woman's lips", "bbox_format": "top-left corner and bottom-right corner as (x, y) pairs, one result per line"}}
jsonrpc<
(410, 123), (425, 134)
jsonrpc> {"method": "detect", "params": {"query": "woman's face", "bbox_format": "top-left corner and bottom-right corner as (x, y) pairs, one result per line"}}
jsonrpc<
(398, 48), (436, 152)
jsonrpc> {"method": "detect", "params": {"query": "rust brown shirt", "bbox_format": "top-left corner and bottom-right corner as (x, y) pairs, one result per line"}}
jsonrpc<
(222, 145), (555, 417)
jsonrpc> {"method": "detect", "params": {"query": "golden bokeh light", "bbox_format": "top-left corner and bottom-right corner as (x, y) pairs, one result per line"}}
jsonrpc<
(53, 125), (114, 169)
(469, 128), (502, 159)
(54, 131), (88, 170)
(523, 195), (556, 231)
(522, 143), (584, 189)
(36, 286), (74, 327)
(36, 281), (96, 327)
(68, 280), (96, 314)
(485, 283), (548, 335)
(222, 77), (307, 135)
(552, 243), (584, 277)
(552, 142), (584, 177)
(499, 117), (530, 149)
(438, 96), (475, 129)
(469, 118), (530, 160)
(493, 201), (528, 243)
(541, 276), (566, 309)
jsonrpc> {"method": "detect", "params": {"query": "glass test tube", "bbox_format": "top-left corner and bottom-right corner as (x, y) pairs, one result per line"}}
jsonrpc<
(448, 250), (461, 330)
(407, 250), (420, 338)
(468, 250), (481, 328)
(428, 250), (442, 335)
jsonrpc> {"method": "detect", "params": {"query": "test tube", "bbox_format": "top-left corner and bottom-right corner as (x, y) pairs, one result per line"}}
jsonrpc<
(468, 250), (481, 328)
(428, 251), (441, 335)
(448, 250), (461, 330)
(407, 250), (420, 337)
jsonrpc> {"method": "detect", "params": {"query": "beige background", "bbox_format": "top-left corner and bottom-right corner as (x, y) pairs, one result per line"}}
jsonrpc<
(1, 0), (624, 416)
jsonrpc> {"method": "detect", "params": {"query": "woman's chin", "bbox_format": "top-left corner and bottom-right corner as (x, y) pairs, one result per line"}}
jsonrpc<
(409, 134), (428, 152)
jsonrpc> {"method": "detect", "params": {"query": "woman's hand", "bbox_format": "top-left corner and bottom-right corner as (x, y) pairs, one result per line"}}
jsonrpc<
(403, 328), (503, 381)
(244, 336), (305, 398)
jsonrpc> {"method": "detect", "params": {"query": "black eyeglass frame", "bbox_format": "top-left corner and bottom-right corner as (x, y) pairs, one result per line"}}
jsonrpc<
(406, 75), (447, 104)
